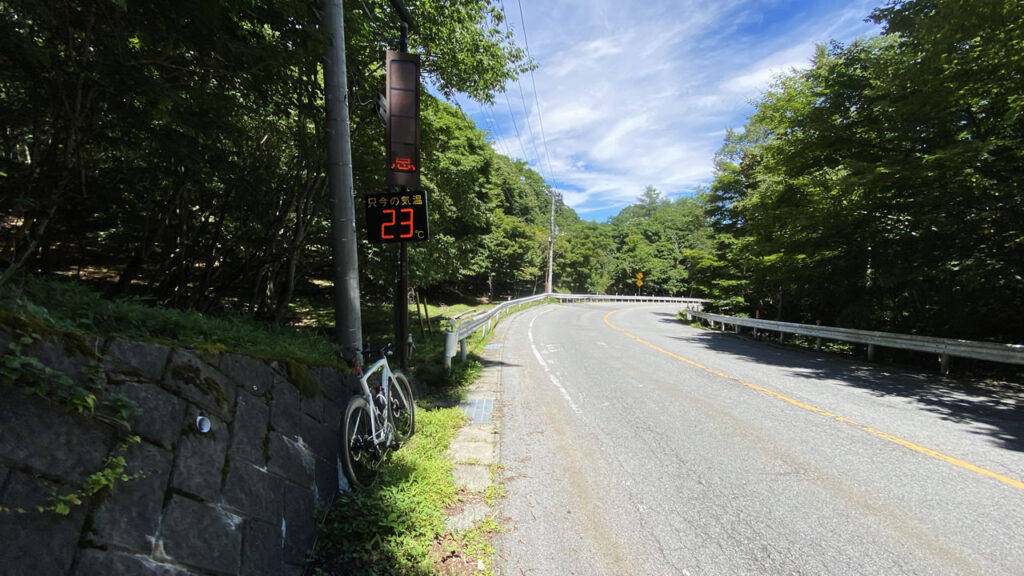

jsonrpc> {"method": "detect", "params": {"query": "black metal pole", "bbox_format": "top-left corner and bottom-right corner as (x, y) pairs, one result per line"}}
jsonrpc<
(400, 241), (409, 371)
(394, 1), (412, 371)
(389, 0), (413, 29)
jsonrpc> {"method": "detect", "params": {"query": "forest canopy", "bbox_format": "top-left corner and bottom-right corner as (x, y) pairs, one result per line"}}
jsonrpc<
(703, 0), (1023, 342)
(1, 0), (1020, 346)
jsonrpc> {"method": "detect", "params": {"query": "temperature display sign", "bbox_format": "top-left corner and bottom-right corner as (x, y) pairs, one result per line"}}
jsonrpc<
(365, 191), (430, 243)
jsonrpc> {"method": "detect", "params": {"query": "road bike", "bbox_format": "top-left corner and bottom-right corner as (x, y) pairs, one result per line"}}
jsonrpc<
(340, 342), (416, 489)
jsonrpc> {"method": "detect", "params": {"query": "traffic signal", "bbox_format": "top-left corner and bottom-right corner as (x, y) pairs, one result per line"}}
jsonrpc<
(386, 50), (420, 188)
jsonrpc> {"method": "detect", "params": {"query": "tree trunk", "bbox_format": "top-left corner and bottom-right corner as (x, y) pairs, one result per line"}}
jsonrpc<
(106, 185), (183, 298)
(271, 256), (298, 324)
(0, 202), (58, 285)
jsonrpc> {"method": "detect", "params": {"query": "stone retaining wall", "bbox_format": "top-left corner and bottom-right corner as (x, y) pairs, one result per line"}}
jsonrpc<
(0, 328), (359, 575)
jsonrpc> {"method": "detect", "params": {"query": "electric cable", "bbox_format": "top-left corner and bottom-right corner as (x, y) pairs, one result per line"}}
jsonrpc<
(503, 88), (528, 160)
(497, 0), (538, 166)
(515, 0), (555, 179)
(480, 101), (513, 158)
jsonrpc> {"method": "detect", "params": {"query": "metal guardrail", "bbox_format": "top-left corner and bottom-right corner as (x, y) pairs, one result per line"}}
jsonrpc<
(443, 293), (706, 370)
(551, 294), (707, 306)
(688, 311), (1024, 373)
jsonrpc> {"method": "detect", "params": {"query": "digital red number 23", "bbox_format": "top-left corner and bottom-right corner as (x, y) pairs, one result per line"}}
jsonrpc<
(381, 208), (415, 240)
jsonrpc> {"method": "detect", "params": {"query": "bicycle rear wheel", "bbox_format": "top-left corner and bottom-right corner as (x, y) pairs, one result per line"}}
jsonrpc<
(389, 372), (416, 444)
(340, 396), (379, 489)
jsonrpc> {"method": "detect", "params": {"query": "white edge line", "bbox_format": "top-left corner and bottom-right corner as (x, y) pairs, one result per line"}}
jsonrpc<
(529, 311), (582, 415)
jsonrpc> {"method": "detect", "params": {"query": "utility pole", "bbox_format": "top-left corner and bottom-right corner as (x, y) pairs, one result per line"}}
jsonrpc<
(546, 192), (556, 293)
(323, 0), (363, 364)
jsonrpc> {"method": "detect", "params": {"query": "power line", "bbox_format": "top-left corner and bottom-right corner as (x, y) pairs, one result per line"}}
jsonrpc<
(503, 88), (528, 160)
(515, 72), (542, 173)
(498, 0), (541, 170)
(502, 2), (543, 174)
(454, 94), (514, 159)
(480, 102), (513, 158)
(515, 0), (555, 180)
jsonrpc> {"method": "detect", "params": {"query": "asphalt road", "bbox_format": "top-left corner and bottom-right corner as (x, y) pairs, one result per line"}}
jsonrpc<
(492, 303), (1024, 575)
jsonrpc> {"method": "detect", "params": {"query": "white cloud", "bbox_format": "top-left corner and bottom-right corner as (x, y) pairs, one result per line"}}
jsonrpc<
(470, 0), (883, 221)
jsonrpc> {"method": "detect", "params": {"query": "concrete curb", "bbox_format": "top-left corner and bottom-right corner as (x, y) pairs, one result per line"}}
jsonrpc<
(444, 327), (505, 532)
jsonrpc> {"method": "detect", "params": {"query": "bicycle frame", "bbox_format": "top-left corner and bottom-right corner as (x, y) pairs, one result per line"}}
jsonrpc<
(341, 342), (416, 489)
(357, 355), (395, 449)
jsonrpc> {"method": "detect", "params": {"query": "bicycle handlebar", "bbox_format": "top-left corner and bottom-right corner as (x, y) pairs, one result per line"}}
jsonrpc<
(361, 342), (394, 365)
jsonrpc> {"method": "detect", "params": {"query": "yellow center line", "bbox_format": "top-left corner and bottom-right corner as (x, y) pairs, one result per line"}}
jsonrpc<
(603, 309), (1024, 491)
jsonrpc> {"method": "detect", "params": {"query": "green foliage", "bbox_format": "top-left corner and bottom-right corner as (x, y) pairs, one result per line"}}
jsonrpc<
(703, 0), (1024, 342)
(81, 438), (142, 498)
(484, 482), (505, 508)
(451, 359), (484, 392)
(555, 218), (617, 294)
(0, 0), (533, 317)
(39, 436), (142, 516)
(7, 0), (1015, 352)
(346, 0), (531, 105)
(0, 277), (343, 368)
(312, 407), (466, 575)
(285, 360), (322, 398)
(1, 331), (104, 417)
(405, 96), (500, 292)
(455, 517), (502, 574)
(603, 187), (714, 297)
(484, 213), (545, 297)
(0, 326), (143, 516)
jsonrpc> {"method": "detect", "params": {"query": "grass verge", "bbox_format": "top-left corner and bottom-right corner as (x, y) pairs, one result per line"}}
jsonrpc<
(0, 276), (342, 367)
(311, 407), (466, 575)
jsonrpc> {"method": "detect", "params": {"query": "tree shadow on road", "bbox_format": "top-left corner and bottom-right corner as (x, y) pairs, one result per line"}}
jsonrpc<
(666, 324), (1024, 454)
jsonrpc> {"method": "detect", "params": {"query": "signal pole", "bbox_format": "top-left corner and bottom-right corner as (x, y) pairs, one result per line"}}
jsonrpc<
(391, 0), (413, 371)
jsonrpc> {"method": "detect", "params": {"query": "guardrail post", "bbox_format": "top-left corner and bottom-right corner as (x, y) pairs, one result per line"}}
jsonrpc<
(940, 353), (950, 375)
(460, 339), (467, 362)
(444, 331), (457, 373)
(867, 344), (876, 362)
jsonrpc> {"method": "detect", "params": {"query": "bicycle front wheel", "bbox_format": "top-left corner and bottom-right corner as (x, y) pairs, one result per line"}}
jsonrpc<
(389, 372), (416, 444)
(340, 396), (379, 489)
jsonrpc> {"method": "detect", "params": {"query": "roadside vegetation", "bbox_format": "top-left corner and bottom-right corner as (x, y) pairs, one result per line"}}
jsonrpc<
(3, 1), (1020, 376)
(0, 272), (502, 574)
(310, 406), (466, 576)
(7, 0), (1019, 572)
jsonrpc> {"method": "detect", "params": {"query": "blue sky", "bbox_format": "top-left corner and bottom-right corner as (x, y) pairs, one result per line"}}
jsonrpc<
(454, 0), (884, 222)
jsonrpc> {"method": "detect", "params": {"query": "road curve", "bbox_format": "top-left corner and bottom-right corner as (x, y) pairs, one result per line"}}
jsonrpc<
(493, 302), (1024, 575)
